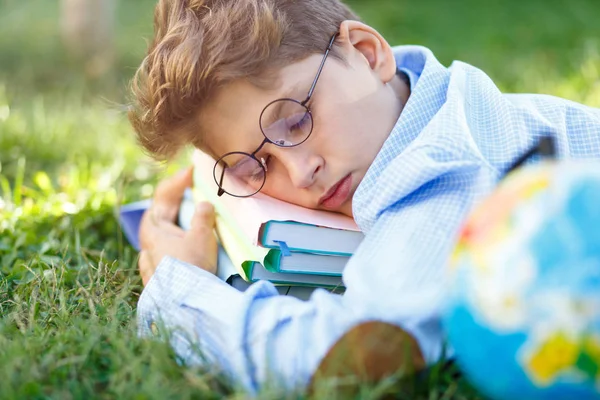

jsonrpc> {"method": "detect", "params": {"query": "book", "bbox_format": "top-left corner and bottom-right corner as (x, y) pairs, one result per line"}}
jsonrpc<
(118, 199), (151, 251)
(260, 220), (363, 257)
(118, 199), (344, 299)
(191, 150), (363, 276)
(197, 205), (344, 294)
(266, 251), (348, 276)
(226, 274), (344, 300)
(179, 191), (346, 287)
(182, 192), (350, 277)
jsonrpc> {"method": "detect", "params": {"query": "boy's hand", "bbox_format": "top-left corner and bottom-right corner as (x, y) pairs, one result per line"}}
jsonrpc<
(138, 168), (218, 286)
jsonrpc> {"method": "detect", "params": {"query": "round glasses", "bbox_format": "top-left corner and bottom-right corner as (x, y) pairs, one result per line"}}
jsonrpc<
(213, 33), (338, 198)
(213, 99), (314, 197)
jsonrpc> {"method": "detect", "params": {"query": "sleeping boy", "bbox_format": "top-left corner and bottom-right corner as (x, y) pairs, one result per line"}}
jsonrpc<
(130, 0), (600, 394)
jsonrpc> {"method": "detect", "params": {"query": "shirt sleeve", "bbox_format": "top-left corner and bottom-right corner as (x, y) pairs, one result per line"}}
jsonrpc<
(136, 256), (366, 394)
(137, 147), (495, 396)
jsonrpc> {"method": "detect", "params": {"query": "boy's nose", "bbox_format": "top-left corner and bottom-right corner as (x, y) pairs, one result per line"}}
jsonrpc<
(277, 147), (323, 189)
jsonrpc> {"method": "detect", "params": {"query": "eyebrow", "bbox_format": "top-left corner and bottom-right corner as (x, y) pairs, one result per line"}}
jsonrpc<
(224, 154), (248, 168)
(280, 82), (304, 102)
(264, 83), (308, 123)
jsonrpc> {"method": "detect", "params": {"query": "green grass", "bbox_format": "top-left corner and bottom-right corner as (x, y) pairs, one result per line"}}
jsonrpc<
(0, 0), (599, 398)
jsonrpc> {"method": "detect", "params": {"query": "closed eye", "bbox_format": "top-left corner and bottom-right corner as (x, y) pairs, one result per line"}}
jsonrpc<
(248, 155), (271, 182)
(288, 111), (311, 132)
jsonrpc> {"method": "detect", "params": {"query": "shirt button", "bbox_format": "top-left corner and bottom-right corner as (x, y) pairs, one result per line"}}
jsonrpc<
(150, 322), (158, 335)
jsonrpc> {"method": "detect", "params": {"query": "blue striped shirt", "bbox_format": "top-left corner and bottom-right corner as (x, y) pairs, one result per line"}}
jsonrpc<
(137, 45), (600, 394)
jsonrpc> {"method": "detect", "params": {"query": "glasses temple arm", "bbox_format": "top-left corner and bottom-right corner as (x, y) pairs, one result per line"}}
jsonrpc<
(303, 33), (338, 105)
(217, 165), (226, 196)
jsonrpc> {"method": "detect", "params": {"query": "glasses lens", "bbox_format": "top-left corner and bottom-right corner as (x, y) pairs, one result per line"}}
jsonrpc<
(213, 152), (266, 197)
(260, 99), (313, 147)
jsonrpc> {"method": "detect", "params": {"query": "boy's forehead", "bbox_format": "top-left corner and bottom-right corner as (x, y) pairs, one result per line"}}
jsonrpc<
(201, 79), (278, 157)
(208, 52), (327, 112)
(209, 80), (271, 119)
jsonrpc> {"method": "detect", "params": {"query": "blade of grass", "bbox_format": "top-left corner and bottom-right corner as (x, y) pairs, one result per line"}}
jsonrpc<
(13, 157), (25, 206)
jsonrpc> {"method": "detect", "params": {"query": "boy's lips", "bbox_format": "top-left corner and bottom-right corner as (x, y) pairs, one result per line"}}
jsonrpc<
(319, 174), (352, 210)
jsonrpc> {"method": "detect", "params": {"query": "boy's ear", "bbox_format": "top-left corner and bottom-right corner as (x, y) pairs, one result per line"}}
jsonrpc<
(337, 20), (396, 84)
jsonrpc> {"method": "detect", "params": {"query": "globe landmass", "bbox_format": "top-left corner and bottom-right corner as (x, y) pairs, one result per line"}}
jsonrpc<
(444, 161), (600, 400)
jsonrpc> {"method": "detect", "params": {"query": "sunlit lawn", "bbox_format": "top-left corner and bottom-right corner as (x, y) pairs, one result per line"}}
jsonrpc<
(0, 0), (599, 398)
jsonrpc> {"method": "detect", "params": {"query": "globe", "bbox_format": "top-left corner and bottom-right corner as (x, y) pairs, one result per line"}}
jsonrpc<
(444, 160), (600, 400)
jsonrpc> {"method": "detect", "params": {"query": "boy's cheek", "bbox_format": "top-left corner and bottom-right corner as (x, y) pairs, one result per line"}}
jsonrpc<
(263, 180), (315, 208)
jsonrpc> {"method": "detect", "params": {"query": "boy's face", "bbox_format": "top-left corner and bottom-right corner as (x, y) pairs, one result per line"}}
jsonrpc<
(201, 22), (407, 217)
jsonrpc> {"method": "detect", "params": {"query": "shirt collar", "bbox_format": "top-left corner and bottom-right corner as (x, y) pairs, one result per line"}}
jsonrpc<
(352, 46), (451, 231)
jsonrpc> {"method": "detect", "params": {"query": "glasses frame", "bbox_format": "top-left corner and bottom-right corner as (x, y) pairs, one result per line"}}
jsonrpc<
(214, 33), (339, 197)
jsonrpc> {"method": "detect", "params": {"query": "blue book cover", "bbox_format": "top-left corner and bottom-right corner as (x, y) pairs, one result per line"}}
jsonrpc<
(118, 199), (151, 251)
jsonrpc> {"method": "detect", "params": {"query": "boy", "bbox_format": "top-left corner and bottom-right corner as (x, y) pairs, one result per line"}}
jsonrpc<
(130, 0), (600, 394)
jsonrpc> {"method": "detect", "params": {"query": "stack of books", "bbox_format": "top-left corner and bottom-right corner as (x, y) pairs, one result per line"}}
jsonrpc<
(119, 151), (364, 300)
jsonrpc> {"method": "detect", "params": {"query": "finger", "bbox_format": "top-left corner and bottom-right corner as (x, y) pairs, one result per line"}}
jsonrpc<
(189, 201), (216, 232)
(152, 167), (194, 223)
(154, 218), (186, 237)
(186, 202), (218, 273)
(138, 209), (155, 249)
(154, 167), (193, 209)
(138, 250), (152, 286)
(139, 208), (184, 251)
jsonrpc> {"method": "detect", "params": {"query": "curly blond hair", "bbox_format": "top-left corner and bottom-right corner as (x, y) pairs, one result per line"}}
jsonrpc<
(129, 0), (358, 160)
